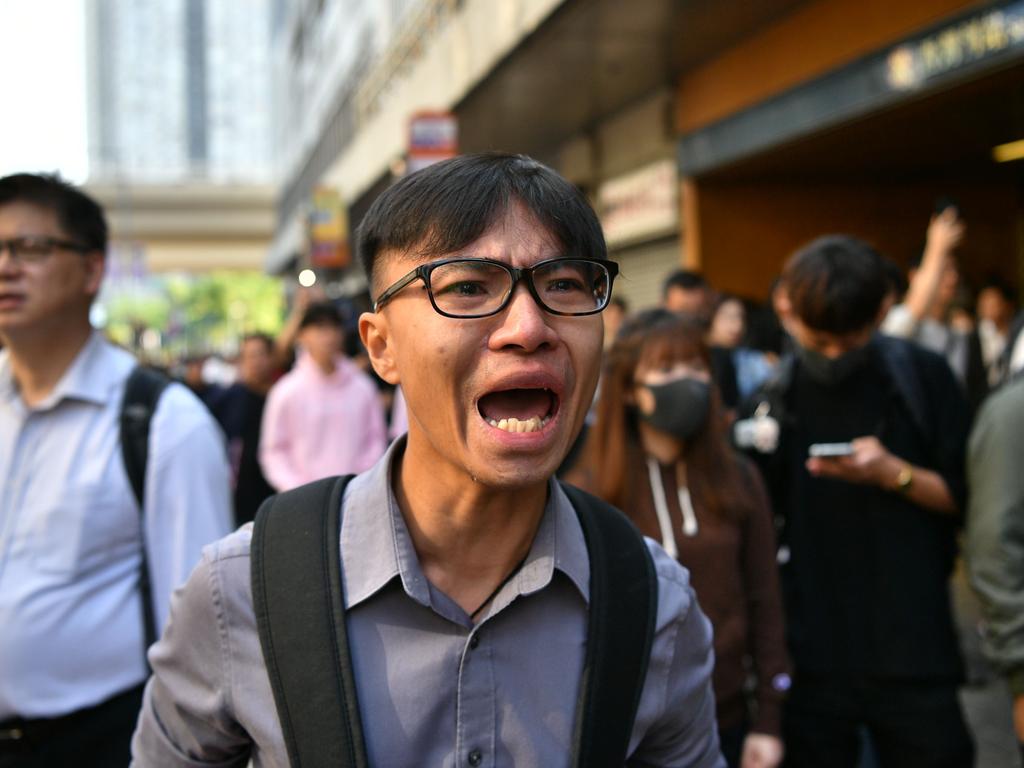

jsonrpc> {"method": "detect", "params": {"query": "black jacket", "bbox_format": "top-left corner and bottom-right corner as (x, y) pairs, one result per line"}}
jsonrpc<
(738, 335), (968, 681)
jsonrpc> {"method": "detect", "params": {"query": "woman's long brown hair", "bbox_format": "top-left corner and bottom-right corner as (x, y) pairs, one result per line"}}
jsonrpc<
(583, 308), (757, 521)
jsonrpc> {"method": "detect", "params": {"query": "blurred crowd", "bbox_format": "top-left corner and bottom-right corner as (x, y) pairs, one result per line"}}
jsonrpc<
(163, 200), (1024, 767)
(3, 168), (1024, 768)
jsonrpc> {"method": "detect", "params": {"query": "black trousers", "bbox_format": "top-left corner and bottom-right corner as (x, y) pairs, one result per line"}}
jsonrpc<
(783, 676), (974, 768)
(0, 684), (144, 768)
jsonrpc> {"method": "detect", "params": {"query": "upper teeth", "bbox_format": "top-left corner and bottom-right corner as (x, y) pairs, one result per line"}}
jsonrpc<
(488, 416), (549, 433)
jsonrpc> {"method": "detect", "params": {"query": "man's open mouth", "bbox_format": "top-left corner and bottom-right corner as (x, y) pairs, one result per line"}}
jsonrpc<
(0, 292), (25, 307)
(477, 388), (559, 434)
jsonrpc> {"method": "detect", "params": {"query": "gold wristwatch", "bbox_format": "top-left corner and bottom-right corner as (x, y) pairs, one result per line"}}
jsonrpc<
(895, 463), (914, 493)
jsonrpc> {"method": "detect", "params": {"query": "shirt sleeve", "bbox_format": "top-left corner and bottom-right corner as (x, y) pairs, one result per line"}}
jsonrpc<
(966, 382), (1024, 695)
(629, 542), (726, 768)
(881, 303), (917, 339)
(740, 465), (791, 737)
(131, 542), (252, 767)
(145, 384), (234, 636)
(258, 381), (304, 492)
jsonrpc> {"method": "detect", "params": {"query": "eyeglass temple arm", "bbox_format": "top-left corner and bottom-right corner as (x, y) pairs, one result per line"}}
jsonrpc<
(372, 268), (424, 311)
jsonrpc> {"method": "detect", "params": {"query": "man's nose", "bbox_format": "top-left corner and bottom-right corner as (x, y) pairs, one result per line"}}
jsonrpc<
(488, 282), (558, 352)
(0, 245), (22, 274)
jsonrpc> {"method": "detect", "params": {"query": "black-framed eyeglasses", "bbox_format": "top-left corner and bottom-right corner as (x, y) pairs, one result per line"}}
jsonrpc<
(372, 256), (619, 318)
(0, 236), (92, 265)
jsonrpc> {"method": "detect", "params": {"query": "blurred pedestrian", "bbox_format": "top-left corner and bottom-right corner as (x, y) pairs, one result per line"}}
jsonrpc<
(210, 333), (278, 526)
(131, 152), (724, 767)
(180, 353), (216, 404)
(882, 205), (987, 411)
(740, 235), (973, 767)
(259, 301), (386, 490)
(0, 173), (232, 767)
(663, 268), (712, 319)
(710, 294), (778, 402)
(708, 294), (746, 349)
(976, 277), (1017, 387)
(577, 308), (790, 768)
(965, 373), (1024, 766)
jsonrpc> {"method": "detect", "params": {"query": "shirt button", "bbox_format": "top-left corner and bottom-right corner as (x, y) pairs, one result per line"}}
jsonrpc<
(468, 749), (483, 766)
(469, 633), (480, 650)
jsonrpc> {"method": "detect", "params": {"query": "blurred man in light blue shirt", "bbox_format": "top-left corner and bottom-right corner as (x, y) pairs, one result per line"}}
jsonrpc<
(0, 173), (232, 767)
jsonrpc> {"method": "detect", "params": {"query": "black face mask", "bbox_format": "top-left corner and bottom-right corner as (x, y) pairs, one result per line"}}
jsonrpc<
(796, 343), (871, 387)
(638, 378), (711, 442)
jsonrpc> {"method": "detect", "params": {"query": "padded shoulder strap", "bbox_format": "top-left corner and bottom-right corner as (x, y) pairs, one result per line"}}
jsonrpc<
(119, 364), (171, 657)
(120, 365), (172, 510)
(560, 482), (658, 768)
(876, 335), (931, 442)
(251, 475), (365, 768)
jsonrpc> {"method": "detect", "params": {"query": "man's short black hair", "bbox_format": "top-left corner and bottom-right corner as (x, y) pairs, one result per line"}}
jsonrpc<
(980, 275), (1016, 303)
(783, 235), (888, 334)
(300, 301), (344, 330)
(242, 332), (275, 352)
(0, 173), (108, 253)
(661, 269), (707, 298)
(355, 153), (607, 293)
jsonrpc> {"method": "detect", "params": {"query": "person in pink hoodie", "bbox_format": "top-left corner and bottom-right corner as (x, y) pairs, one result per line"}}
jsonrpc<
(259, 301), (386, 490)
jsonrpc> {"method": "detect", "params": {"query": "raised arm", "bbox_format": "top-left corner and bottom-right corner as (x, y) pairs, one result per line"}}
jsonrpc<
(898, 208), (964, 327)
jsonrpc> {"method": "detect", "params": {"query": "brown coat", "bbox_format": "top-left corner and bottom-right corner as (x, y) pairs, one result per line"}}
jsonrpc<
(624, 457), (790, 737)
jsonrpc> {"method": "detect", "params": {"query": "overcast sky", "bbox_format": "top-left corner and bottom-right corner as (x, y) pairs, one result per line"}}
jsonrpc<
(0, 0), (89, 181)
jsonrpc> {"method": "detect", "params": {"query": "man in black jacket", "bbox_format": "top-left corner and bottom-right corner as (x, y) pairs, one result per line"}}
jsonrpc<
(739, 235), (973, 767)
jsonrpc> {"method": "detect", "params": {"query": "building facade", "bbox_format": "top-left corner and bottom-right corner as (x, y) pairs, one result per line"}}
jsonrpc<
(272, 0), (1024, 308)
(84, 0), (276, 274)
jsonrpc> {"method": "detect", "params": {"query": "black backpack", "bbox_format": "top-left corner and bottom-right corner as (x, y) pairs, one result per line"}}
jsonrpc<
(251, 476), (658, 768)
(119, 365), (172, 656)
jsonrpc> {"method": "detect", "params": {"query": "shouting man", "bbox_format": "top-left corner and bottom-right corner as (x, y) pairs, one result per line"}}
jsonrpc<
(132, 154), (724, 767)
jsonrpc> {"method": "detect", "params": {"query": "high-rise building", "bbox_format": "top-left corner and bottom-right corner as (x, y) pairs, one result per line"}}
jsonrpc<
(82, 0), (277, 276)
(85, 0), (273, 184)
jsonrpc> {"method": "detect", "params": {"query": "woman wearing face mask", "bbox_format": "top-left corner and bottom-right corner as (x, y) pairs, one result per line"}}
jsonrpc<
(574, 309), (790, 768)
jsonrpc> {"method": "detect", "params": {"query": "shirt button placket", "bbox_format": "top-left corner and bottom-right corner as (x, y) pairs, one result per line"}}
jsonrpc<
(456, 628), (493, 768)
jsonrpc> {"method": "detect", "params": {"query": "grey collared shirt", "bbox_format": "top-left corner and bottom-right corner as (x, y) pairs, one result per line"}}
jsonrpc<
(132, 440), (724, 767)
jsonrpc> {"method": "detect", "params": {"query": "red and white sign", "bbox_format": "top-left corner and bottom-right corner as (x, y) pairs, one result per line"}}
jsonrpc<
(407, 111), (458, 174)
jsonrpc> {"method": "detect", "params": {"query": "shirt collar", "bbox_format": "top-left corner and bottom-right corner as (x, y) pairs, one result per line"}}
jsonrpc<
(296, 350), (352, 382)
(0, 332), (121, 411)
(340, 438), (590, 613)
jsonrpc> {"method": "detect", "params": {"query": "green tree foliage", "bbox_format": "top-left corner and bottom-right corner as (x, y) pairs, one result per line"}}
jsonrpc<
(103, 272), (285, 358)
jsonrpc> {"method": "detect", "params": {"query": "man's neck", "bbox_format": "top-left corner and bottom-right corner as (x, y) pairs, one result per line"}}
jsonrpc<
(242, 378), (272, 396)
(310, 354), (337, 375)
(3, 322), (93, 407)
(395, 436), (548, 619)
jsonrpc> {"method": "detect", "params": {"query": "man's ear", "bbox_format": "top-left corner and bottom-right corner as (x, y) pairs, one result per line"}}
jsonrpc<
(359, 311), (400, 385)
(84, 252), (105, 296)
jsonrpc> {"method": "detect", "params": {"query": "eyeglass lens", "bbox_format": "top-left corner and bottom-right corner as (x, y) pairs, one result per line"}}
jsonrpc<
(429, 259), (611, 316)
(0, 237), (69, 261)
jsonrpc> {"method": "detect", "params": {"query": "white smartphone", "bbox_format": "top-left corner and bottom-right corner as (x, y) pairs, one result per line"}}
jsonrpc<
(808, 442), (855, 458)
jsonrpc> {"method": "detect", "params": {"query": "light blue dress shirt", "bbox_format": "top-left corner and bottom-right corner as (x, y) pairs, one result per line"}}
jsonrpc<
(132, 438), (725, 767)
(0, 332), (233, 719)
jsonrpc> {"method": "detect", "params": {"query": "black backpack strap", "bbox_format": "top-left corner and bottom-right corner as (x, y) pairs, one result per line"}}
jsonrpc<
(119, 365), (171, 656)
(876, 335), (931, 444)
(561, 482), (658, 768)
(251, 475), (366, 768)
